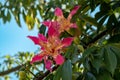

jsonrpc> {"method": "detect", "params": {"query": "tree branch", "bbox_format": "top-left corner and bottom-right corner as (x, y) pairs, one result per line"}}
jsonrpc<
(0, 65), (22, 76)
(35, 65), (59, 80)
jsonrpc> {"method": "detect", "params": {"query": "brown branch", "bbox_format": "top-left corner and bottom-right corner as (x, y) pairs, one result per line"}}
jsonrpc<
(0, 65), (22, 76)
(35, 65), (59, 80)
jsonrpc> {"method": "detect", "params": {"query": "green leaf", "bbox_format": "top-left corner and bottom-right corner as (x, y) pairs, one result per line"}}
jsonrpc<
(91, 58), (102, 73)
(109, 44), (120, 62)
(39, 25), (46, 35)
(44, 74), (54, 80)
(91, 47), (104, 73)
(104, 0), (110, 3)
(14, 13), (21, 27)
(104, 46), (117, 74)
(96, 71), (113, 80)
(85, 72), (96, 80)
(114, 7), (120, 13)
(83, 46), (98, 58)
(26, 15), (34, 30)
(108, 34), (120, 43)
(80, 15), (99, 27)
(53, 66), (62, 80)
(7, 10), (11, 22)
(62, 60), (72, 80)
(53, 60), (72, 80)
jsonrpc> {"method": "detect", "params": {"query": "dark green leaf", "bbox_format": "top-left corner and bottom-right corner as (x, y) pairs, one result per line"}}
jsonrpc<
(83, 46), (98, 58)
(44, 74), (54, 80)
(53, 66), (62, 80)
(85, 72), (96, 80)
(7, 10), (11, 22)
(96, 71), (113, 80)
(39, 25), (46, 35)
(91, 58), (102, 73)
(62, 60), (72, 80)
(104, 46), (117, 74)
(53, 60), (72, 80)
(108, 34), (120, 43)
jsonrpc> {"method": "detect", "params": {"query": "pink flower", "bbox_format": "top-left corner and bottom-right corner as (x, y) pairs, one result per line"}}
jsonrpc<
(28, 32), (73, 70)
(28, 6), (78, 70)
(54, 6), (80, 33)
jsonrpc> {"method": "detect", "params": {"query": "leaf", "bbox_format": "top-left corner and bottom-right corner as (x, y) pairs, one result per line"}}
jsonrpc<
(26, 15), (34, 30)
(104, 0), (110, 3)
(89, 0), (96, 12)
(7, 10), (11, 22)
(77, 45), (84, 52)
(80, 15), (99, 27)
(85, 72), (96, 80)
(107, 34), (120, 43)
(82, 46), (98, 58)
(96, 71), (113, 80)
(104, 46), (117, 75)
(91, 58), (102, 73)
(15, 13), (21, 27)
(44, 74), (54, 80)
(53, 60), (72, 80)
(53, 66), (62, 80)
(114, 7), (120, 13)
(109, 44), (120, 63)
(62, 60), (72, 80)
(39, 25), (46, 35)
(97, 15), (108, 32)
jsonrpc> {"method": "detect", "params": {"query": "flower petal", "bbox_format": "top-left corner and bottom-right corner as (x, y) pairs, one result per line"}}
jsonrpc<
(30, 54), (44, 64)
(42, 21), (51, 27)
(68, 6), (80, 20)
(38, 33), (47, 42)
(55, 7), (63, 17)
(70, 6), (80, 16)
(54, 54), (64, 65)
(27, 36), (39, 45)
(44, 60), (52, 71)
(70, 23), (78, 28)
(62, 37), (73, 47)
(48, 26), (59, 36)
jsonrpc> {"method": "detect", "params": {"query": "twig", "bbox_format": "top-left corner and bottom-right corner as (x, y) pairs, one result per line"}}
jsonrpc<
(0, 65), (22, 76)
(35, 65), (59, 80)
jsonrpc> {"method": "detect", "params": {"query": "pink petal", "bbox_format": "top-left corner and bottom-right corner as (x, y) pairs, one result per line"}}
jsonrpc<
(38, 33), (47, 42)
(42, 21), (51, 27)
(70, 23), (78, 28)
(48, 26), (59, 36)
(68, 6), (80, 20)
(55, 7), (63, 16)
(30, 54), (44, 64)
(70, 6), (80, 16)
(62, 37), (73, 47)
(54, 54), (64, 65)
(27, 36), (39, 45)
(44, 60), (52, 71)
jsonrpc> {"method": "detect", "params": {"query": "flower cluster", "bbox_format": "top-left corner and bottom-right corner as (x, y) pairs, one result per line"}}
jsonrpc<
(28, 6), (80, 71)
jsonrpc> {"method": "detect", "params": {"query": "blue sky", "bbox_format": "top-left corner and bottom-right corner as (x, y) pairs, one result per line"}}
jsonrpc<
(0, 15), (39, 56)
